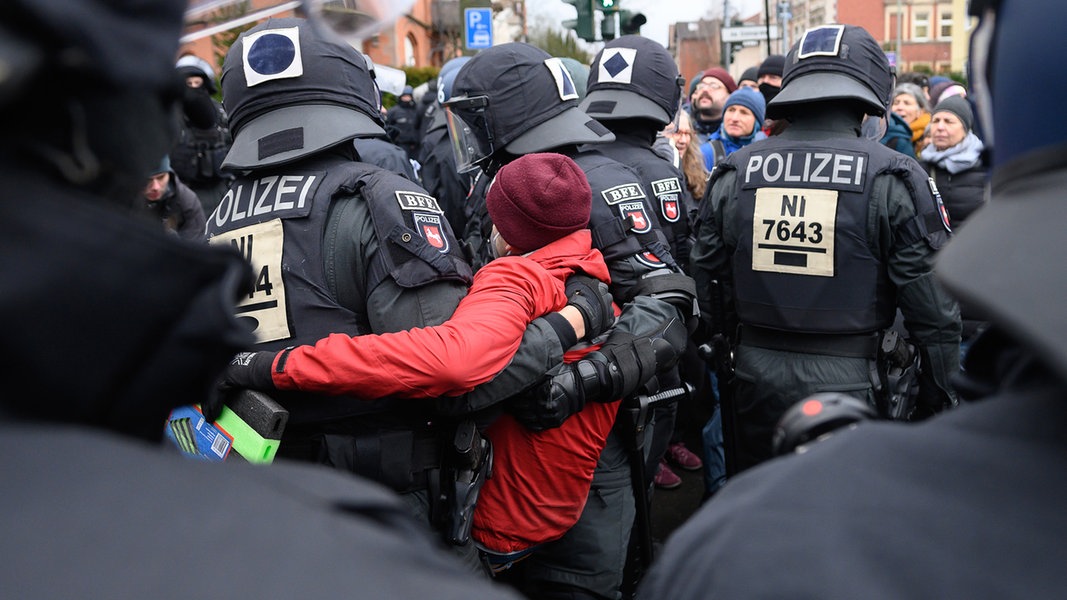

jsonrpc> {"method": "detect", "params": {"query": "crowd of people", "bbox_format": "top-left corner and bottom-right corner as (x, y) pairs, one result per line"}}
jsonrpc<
(7, 0), (1066, 598)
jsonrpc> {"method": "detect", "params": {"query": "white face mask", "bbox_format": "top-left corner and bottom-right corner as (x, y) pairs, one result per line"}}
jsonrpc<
(489, 229), (505, 259)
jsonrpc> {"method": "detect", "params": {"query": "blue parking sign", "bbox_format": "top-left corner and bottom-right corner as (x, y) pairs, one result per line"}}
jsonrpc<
(465, 7), (492, 50)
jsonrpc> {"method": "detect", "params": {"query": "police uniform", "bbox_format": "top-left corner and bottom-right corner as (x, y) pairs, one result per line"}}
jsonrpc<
(445, 43), (696, 599)
(690, 24), (961, 472)
(209, 21), (572, 569)
(643, 9), (1067, 598)
(417, 57), (473, 236)
(172, 55), (234, 216)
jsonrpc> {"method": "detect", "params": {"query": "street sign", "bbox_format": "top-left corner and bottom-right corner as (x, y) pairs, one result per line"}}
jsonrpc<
(721, 25), (779, 43)
(465, 7), (493, 50)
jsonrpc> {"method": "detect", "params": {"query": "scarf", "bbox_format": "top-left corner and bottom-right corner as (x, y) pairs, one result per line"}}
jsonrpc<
(921, 132), (985, 174)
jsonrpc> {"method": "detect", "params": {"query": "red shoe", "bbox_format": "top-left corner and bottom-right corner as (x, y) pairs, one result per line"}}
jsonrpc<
(654, 460), (682, 490)
(667, 442), (704, 471)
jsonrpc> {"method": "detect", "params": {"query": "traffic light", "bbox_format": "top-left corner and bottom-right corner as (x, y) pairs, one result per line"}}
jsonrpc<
(619, 10), (647, 35)
(562, 0), (596, 42)
(601, 13), (617, 41)
(598, 0), (619, 12)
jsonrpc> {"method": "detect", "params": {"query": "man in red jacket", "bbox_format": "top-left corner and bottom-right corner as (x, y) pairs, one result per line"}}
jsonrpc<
(219, 153), (680, 570)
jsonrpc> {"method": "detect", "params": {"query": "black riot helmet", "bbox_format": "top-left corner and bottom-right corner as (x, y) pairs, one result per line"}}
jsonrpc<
(443, 43), (614, 173)
(767, 24), (893, 120)
(581, 35), (683, 127)
(772, 393), (876, 456)
(937, 0), (1067, 383)
(221, 17), (385, 170)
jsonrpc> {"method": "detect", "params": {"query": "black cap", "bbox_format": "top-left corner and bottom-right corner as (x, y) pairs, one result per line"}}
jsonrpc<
(581, 35), (681, 126)
(768, 24), (892, 119)
(450, 43), (613, 156)
(221, 18), (385, 170)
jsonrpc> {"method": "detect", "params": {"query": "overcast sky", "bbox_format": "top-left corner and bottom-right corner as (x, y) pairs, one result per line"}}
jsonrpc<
(527, 0), (767, 48)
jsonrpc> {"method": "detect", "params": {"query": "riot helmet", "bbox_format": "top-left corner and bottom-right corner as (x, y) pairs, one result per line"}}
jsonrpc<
(581, 35), (682, 127)
(558, 57), (590, 101)
(767, 24), (892, 120)
(772, 393), (876, 456)
(175, 54), (217, 94)
(443, 43), (613, 173)
(936, 0), (1067, 383)
(436, 56), (471, 106)
(221, 17), (385, 170)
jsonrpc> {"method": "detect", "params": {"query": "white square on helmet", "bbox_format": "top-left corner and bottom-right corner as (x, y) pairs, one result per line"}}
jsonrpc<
(243, 26), (304, 87)
(797, 25), (845, 59)
(544, 58), (579, 102)
(597, 47), (638, 85)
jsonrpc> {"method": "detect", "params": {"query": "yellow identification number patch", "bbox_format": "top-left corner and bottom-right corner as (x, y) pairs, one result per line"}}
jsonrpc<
(751, 187), (837, 277)
(209, 219), (290, 343)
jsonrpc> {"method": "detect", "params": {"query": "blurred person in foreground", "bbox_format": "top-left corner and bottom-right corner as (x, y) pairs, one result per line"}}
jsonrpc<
(0, 1), (526, 597)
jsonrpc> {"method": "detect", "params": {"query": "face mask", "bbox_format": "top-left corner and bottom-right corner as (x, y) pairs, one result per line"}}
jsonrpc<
(759, 82), (781, 106)
(489, 229), (504, 259)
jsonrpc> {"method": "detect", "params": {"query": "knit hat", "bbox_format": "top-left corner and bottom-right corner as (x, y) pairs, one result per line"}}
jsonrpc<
(487, 153), (592, 252)
(932, 95), (974, 132)
(700, 67), (738, 93)
(757, 54), (785, 78)
(723, 87), (766, 129)
(152, 155), (171, 175)
(738, 66), (759, 86)
(929, 81), (966, 106)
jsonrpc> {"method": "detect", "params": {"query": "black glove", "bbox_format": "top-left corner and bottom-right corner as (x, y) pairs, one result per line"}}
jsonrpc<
(589, 318), (687, 401)
(508, 319), (687, 432)
(202, 351), (277, 422)
(564, 274), (614, 341)
(508, 361), (606, 432)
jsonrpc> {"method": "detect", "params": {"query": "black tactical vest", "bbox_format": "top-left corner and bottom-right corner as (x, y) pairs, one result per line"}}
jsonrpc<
(572, 149), (677, 271)
(719, 136), (915, 333)
(594, 142), (694, 266)
(205, 156), (471, 423)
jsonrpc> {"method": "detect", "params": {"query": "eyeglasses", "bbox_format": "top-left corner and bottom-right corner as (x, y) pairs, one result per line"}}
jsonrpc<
(695, 80), (725, 91)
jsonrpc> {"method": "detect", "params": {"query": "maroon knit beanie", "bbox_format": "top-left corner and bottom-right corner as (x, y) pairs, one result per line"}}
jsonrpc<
(487, 152), (592, 252)
(701, 67), (738, 93)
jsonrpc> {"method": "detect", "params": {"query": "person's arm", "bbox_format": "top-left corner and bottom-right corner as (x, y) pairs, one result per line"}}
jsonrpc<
(689, 168), (738, 340)
(275, 256), (566, 398)
(878, 172), (961, 416)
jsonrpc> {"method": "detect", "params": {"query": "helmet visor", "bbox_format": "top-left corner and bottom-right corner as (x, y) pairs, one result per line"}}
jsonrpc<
(444, 95), (495, 173)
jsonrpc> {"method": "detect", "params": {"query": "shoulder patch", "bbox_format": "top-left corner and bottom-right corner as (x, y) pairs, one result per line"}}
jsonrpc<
(412, 212), (450, 253)
(396, 190), (443, 213)
(601, 182), (646, 205)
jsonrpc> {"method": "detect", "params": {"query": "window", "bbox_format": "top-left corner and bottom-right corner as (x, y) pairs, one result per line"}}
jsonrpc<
(913, 10), (930, 41)
(939, 10), (953, 39)
(403, 34), (417, 67)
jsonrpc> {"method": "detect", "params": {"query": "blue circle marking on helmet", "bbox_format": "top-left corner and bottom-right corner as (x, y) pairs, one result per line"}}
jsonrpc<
(797, 25), (845, 59)
(544, 58), (579, 101)
(599, 48), (636, 84)
(242, 26), (304, 88)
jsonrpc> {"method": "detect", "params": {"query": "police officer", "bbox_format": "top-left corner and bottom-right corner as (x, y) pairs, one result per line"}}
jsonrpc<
(689, 24), (961, 473)
(642, 5), (1067, 597)
(172, 54), (234, 216)
(206, 19), (610, 572)
(385, 85), (420, 160)
(444, 42), (696, 599)
(417, 56), (472, 234)
(579, 35), (702, 494)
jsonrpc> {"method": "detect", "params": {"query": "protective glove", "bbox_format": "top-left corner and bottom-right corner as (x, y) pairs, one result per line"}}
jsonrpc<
(508, 318), (686, 432)
(507, 361), (605, 432)
(202, 351), (277, 422)
(564, 274), (614, 341)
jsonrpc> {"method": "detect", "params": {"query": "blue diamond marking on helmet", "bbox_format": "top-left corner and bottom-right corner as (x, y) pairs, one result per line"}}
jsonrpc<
(598, 48), (636, 84)
(242, 26), (304, 87)
(798, 25), (845, 59)
(544, 58), (579, 101)
(604, 52), (629, 78)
